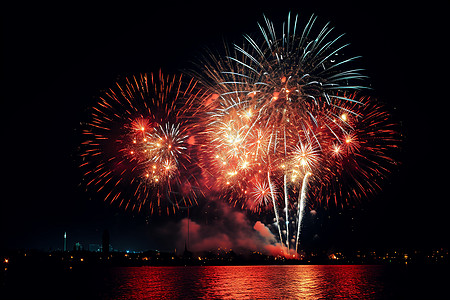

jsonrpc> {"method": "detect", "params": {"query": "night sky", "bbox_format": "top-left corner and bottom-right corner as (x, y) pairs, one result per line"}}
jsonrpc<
(2, 2), (447, 252)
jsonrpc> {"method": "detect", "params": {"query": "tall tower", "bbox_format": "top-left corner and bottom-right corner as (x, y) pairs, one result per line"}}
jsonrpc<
(182, 208), (193, 259)
(187, 207), (190, 250)
(63, 232), (67, 252)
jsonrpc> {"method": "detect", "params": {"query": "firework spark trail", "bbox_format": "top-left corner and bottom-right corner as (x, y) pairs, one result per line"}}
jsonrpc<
(268, 171), (284, 247)
(295, 172), (310, 254)
(283, 173), (289, 250)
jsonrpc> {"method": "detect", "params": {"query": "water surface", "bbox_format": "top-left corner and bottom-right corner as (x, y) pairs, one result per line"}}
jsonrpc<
(2, 264), (446, 299)
(100, 265), (385, 299)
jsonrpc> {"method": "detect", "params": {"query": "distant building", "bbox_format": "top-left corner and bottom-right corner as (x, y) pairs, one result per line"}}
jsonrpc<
(74, 242), (83, 251)
(89, 244), (101, 252)
(102, 230), (110, 254)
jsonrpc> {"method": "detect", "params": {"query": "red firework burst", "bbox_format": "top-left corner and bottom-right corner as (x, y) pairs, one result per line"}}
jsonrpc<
(80, 71), (211, 214)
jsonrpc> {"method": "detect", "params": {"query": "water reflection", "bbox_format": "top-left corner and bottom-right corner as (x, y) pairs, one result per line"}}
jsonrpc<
(102, 265), (386, 299)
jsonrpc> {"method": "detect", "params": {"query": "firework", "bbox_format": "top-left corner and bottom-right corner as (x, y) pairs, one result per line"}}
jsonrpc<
(78, 12), (400, 256)
(309, 94), (400, 208)
(80, 71), (210, 214)
(196, 13), (399, 253)
(196, 13), (366, 137)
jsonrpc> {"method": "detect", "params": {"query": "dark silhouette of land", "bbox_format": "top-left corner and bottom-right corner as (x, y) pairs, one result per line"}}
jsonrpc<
(1, 247), (447, 271)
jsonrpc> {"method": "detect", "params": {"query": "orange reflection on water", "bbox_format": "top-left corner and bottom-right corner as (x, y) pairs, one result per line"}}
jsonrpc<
(201, 265), (326, 299)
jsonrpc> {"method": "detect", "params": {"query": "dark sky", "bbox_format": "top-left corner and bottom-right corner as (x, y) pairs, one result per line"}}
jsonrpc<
(2, 2), (447, 252)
